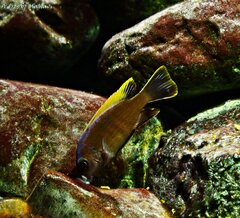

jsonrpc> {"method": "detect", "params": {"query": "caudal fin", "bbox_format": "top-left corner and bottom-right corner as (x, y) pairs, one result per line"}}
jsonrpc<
(141, 66), (178, 102)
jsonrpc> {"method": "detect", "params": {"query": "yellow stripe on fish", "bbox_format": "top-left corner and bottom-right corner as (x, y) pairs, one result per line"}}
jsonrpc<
(87, 77), (137, 127)
(76, 66), (178, 183)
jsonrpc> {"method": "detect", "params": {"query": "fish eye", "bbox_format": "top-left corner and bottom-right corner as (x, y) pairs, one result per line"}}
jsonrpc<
(77, 158), (89, 172)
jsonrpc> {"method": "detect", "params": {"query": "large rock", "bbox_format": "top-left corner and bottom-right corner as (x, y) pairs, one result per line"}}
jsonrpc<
(0, 0), (99, 78)
(0, 79), (105, 197)
(99, 0), (240, 97)
(147, 99), (240, 217)
(28, 170), (172, 218)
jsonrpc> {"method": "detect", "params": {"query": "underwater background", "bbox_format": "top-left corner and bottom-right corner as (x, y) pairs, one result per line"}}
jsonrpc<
(0, 0), (239, 217)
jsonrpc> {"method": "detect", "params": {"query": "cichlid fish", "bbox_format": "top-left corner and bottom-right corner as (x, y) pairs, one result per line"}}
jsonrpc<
(76, 66), (178, 183)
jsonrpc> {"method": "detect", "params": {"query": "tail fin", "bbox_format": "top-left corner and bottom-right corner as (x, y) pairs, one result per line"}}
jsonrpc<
(141, 66), (178, 102)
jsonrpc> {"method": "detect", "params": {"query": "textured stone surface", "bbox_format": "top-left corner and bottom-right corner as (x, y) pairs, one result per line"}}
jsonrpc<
(147, 99), (240, 217)
(99, 0), (240, 97)
(0, 0), (99, 77)
(28, 170), (173, 218)
(0, 198), (31, 217)
(0, 79), (105, 197)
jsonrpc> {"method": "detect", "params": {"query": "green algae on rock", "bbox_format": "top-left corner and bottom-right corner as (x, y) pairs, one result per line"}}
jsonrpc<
(0, 198), (31, 217)
(0, 79), (105, 198)
(98, 0), (240, 97)
(118, 117), (162, 188)
(203, 156), (240, 218)
(92, 117), (163, 189)
(147, 99), (240, 217)
(28, 170), (173, 218)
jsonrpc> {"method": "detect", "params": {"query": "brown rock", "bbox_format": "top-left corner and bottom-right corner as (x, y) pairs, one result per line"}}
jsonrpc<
(0, 79), (105, 197)
(99, 0), (240, 96)
(28, 170), (173, 218)
(0, 0), (99, 77)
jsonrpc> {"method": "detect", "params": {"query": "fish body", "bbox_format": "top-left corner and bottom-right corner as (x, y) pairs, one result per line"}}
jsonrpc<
(76, 66), (178, 182)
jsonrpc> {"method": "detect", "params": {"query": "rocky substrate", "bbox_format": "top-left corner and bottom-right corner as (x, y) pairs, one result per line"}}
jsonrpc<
(0, 79), (166, 217)
(0, 0), (240, 217)
(148, 99), (240, 217)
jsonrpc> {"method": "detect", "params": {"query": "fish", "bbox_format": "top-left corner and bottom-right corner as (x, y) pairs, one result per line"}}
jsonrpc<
(76, 66), (178, 183)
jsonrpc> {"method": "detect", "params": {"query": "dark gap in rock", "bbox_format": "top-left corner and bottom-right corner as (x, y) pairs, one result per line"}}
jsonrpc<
(198, 140), (208, 149)
(0, 11), (11, 21)
(36, 9), (65, 32)
(155, 36), (167, 44)
(129, 32), (142, 38)
(0, 191), (16, 198)
(134, 161), (144, 187)
(192, 155), (208, 180)
(125, 43), (136, 55)
(158, 135), (168, 148)
(181, 17), (194, 39)
(181, 154), (192, 163)
(176, 181), (190, 201)
(207, 21), (220, 38)
(185, 141), (194, 148)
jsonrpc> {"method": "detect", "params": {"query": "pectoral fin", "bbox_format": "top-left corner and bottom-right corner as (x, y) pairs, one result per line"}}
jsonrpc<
(102, 138), (115, 164)
(135, 108), (160, 129)
(88, 78), (137, 126)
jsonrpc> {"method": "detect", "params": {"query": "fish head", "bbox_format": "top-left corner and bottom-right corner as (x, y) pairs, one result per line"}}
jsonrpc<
(76, 155), (101, 182)
(76, 137), (103, 183)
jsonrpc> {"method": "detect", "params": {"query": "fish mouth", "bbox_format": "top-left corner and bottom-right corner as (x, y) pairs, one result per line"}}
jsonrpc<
(77, 175), (91, 185)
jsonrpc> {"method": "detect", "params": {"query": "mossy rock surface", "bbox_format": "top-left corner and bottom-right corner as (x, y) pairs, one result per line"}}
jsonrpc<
(28, 171), (172, 218)
(147, 99), (240, 217)
(99, 0), (240, 97)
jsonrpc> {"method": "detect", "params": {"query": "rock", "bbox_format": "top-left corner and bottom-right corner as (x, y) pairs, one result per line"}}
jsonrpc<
(0, 198), (31, 217)
(0, 79), (105, 197)
(92, 117), (163, 189)
(92, 0), (181, 35)
(98, 0), (240, 97)
(147, 99), (240, 217)
(0, 0), (99, 78)
(28, 170), (173, 218)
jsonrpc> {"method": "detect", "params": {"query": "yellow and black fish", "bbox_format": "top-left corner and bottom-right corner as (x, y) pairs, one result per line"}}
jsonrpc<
(76, 66), (178, 183)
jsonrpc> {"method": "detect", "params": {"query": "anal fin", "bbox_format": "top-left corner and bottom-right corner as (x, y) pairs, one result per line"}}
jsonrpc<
(135, 108), (160, 129)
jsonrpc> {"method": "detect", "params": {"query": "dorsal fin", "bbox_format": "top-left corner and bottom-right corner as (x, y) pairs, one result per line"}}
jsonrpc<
(87, 77), (137, 126)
